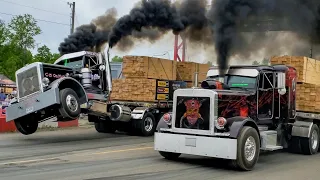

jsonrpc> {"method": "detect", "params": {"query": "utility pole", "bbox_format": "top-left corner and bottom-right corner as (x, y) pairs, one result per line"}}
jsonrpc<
(67, 2), (75, 34)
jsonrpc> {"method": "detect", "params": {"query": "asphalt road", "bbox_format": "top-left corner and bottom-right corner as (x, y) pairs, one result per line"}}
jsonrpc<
(0, 127), (319, 180)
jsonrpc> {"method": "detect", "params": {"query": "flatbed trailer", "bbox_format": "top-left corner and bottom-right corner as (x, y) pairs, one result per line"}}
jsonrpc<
(85, 99), (174, 136)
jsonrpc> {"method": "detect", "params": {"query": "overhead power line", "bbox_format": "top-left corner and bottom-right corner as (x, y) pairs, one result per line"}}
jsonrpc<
(0, 12), (69, 26)
(0, 0), (69, 16)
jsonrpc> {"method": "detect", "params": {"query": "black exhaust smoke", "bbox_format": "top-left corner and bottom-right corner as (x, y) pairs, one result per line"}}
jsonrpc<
(107, 0), (209, 48)
(59, 0), (320, 76)
(208, 0), (320, 75)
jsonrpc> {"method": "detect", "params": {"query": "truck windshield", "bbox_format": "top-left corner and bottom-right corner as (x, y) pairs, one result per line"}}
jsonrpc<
(226, 75), (257, 89)
(56, 59), (83, 69)
(64, 60), (82, 69)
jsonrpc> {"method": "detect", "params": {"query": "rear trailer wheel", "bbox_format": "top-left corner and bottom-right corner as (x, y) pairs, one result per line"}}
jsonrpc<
(300, 124), (319, 155)
(58, 88), (81, 119)
(232, 126), (260, 171)
(14, 115), (38, 135)
(159, 151), (181, 160)
(136, 112), (156, 136)
(94, 120), (117, 134)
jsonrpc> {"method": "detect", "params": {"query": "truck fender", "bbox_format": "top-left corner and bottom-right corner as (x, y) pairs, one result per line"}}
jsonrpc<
(49, 77), (88, 104)
(156, 112), (171, 131)
(291, 120), (313, 138)
(131, 107), (150, 120)
(228, 116), (260, 139)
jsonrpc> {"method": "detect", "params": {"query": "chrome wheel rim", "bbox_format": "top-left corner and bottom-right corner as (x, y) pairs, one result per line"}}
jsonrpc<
(244, 136), (256, 162)
(311, 130), (319, 150)
(66, 94), (78, 112)
(144, 117), (153, 132)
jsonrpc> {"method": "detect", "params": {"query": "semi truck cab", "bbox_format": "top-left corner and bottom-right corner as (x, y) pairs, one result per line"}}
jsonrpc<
(6, 51), (113, 135)
(154, 65), (320, 171)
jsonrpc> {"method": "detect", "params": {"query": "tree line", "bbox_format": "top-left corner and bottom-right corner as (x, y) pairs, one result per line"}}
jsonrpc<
(0, 14), (60, 81)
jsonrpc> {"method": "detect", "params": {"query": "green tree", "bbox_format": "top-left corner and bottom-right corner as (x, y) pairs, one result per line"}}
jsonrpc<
(33, 45), (60, 64)
(112, 56), (123, 62)
(252, 58), (270, 65)
(262, 58), (270, 65)
(8, 14), (41, 50)
(0, 14), (41, 80)
(252, 60), (260, 65)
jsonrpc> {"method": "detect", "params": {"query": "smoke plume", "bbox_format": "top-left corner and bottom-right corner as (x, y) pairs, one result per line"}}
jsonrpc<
(208, 0), (320, 74)
(58, 8), (117, 55)
(59, 0), (320, 75)
(108, 0), (209, 48)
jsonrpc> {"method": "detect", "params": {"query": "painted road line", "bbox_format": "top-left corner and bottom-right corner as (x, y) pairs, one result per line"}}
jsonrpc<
(0, 157), (60, 166)
(91, 146), (153, 155)
(0, 146), (154, 166)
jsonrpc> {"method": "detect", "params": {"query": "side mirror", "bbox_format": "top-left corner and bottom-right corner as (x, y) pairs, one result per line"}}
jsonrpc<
(277, 72), (286, 95)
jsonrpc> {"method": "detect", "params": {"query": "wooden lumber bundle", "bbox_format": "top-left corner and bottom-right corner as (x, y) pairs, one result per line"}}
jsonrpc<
(122, 56), (177, 80)
(271, 56), (320, 85)
(176, 62), (210, 82)
(111, 78), (157, 102)
(296, 83), (320, 112)
(112, 55), (210, 102)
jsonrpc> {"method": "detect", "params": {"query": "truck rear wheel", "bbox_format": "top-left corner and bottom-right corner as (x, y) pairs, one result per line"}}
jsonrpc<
(300, 124), (319, 155)
(94, 121), (117, 133)
(14, 115), (38, 135)
(58, 88), (81, 119)
(135, 112), (156, 136)
(231, 126), (260, 171)
(159, 151), (181, 160)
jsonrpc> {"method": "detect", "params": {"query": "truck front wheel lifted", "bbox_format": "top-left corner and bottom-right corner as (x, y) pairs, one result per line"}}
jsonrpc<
(14, 115), (38, 135)
(300, 124), (319, 155)
(159, 151), (181, 160)
(232, 126), (260, 171)
(58, 88), (81, 119)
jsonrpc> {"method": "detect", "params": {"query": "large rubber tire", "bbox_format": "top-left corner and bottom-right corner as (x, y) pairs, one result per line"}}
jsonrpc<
(135, 112), (156, 136)
(58, 88), (81, 119)
(231, 126), (260, 171)
(159, 151), (181, 160)
(300, 124), (319, 155)
(14, 115), (38, 135)
(94, 121), (117, 133)
(288, 136), (301, 154)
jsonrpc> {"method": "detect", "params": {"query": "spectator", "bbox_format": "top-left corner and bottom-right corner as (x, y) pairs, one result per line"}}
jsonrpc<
(0, 89), (6, 101)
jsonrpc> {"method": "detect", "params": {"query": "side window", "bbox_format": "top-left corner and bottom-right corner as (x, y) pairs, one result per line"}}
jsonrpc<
(258, 72), (274, 89)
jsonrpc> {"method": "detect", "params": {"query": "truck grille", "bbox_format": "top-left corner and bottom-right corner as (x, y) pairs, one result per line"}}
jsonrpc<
(174, 96), (211, 130)
(17, 66), (41, 99)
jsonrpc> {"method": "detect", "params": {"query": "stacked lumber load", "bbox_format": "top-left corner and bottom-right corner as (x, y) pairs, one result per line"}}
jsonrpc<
(176, 61), (210, 82)
(271, 56), (320, 85)
(111, 78), (157, 102)
(111, 56), (210, 102)
(121, 56), (177, 80)
(111, 56), (177, 102)
(271, 56), (320, 112)
(296, 83), (320, 112)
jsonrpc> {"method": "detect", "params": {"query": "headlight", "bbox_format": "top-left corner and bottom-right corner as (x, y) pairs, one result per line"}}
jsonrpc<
(42, 77), (50, 86)
(215, 117), (227, 130)
(162, 113), (172, 125)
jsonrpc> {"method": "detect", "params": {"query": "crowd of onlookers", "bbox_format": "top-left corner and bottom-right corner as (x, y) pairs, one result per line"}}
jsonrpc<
(0, 89), (16, 112)
(0, 89), (15, 101)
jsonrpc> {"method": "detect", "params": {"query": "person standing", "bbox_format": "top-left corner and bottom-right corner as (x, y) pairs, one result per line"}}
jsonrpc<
(0, 89), (6, 101)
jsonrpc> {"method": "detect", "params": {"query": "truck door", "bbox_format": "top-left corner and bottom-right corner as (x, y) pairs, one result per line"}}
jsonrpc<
(257, 71), (275, 121)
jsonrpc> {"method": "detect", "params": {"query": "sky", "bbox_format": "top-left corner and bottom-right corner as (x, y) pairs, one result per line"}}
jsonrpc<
(0, 0), (295, 66)
(0, 0), (212, 63)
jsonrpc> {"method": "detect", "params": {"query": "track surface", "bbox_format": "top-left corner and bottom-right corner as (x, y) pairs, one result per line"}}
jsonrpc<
(0, 127), (319, 180)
